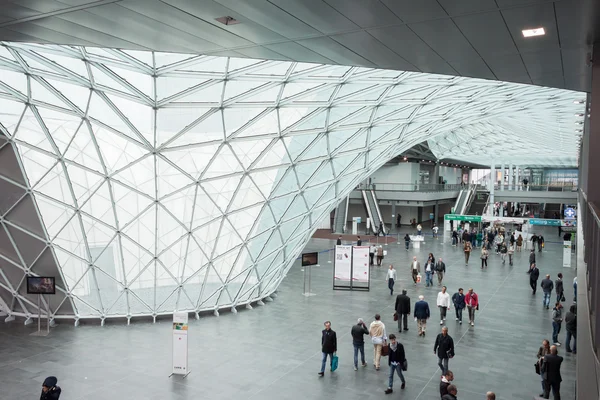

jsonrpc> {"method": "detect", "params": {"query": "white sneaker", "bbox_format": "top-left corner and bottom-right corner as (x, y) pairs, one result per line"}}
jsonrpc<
(554, 342), (561, 346)
(459, 321), (462, 324)
(440, 320), (443, 325)
(455, 318), (458, 321)
(471, 322), (474, 326)
(354, 366), (358, 371)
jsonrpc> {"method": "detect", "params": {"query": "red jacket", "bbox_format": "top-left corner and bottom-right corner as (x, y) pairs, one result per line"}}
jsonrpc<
(465, 292), (479, 308)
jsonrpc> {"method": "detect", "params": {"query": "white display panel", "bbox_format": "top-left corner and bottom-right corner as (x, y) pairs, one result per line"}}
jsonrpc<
(172, 312), (189, 376)
(352, 246), (370, 283)
(334, 245), (352, 282)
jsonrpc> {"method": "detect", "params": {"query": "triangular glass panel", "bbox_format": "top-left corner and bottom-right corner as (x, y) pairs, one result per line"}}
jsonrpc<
(167, 110), (224, 147)
(202, 144), (243, 180)
(63, 122), (104, 174)
(156, 205), (187, 254)
(173, 81), (224, 104)
(296, 134), (328, 161)
(37, 107), (84, 157)
(45, 77), (91, 113)
(160, 142), (221, 180)
(35, 196), (76, 239)
(18, 146), (58, 188)
(190, 186), (220, 229)
(64, 162), (105, 205)
(40, 52), (89, 80)
(283, 133), (319, 162)
(154, 52), (195, 69)
(120, 234), (154, 287)
(104, 93), (153, 145)
(122, 205), (156, 253)
(110, 180), (154, 228)
(268, 194), (295, 222)
(280, 82), (325, 101)
(213, 218), (243, 259)
(160, 184), (196, 229)
(231, 109), (278, 139)
(229, 175), (264, 211)
(79, 181), (116, 229)
(223, 108), (267, 137)
(14, 106), (56, 154)
(226, 203), (262, 241)
(34, 162), (76, 207)
(248, 169), (279, 199)
(112, 154), (155, 198)
(252, 138), (290, 170)
(156, 155), (195, 198)
(201, 174), (243, 212)
(30, 79), (70, 109)
(229, 138), (272, 170)
(192, 218), (222, 258)
(87, 93), (144, 145)
(223, 80), (267, 102)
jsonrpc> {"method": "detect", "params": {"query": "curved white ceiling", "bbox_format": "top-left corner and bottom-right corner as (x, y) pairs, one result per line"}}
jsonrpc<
(0, 42), (585, 320)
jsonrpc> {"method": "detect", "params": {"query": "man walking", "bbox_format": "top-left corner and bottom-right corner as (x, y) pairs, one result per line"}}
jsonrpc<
(369, 244), (376, 266)
(551, 302), (563, 346)
(442, 384), (458, 400)
(369, 314), (387, 371)
(386, 265), (397, 296)
(529, 263), (540, 294)
(463, 240), (472, 265)
(555, 273), (564, 303)
(424, 257), (434, 287)
(350, 318), (369, 371)
(542, 345), (563, 399)
(528, 248), (536, 271)
(465, 288), (479, 327)
(451, 288), (466, 324)
(414, 295), (430, 337)
(384, 334), (406, 394)
(357, 236), (362, 246)
(410, 256), (420, 285)
(434, 326), (455, 375)
(541, 274), (554, 309)
(395, 289), (410, 332)
(565, 304), (577, 353)
(437, 286), (451, 325)
(318, 321), (337, 377)
(435, 258), (446, 286)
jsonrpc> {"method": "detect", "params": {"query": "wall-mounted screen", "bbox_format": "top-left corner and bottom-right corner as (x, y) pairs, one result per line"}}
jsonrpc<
(26, 277), (56, 295)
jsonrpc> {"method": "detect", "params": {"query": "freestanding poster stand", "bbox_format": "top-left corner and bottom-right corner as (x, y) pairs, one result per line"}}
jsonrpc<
(333, 245), (370, 291)
(169, 312), (191, 378)
(30, 294), (50, 337)
(562, 241), (572, 268)
(302, 264), (316, 297)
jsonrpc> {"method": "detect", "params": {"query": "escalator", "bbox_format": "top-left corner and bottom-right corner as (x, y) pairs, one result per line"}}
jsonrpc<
(362, 189), (386, 235)
(333, 196), (349, 233)
(453, 186), (476, 215)
(453, 190), (465, 214)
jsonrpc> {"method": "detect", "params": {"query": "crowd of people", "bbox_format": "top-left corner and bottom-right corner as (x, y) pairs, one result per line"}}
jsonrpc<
(323, 222), (575, 399)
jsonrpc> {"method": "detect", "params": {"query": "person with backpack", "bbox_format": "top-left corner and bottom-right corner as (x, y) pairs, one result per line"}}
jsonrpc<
(383, 334), (406, 394)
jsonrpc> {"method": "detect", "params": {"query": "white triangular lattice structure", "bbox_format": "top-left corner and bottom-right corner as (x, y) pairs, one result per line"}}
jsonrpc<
(0, 42), (585, 321)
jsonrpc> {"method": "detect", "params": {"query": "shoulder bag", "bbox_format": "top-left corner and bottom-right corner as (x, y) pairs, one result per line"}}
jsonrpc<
(381, 343), (389, 357)
(401, 359), (408, 371)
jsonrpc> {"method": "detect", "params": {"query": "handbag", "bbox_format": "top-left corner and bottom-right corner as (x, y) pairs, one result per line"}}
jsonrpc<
(416, 273), (422, 283)
(401, 359), (408, 371)
(331, 354), (339, 371)
(381, 343), (389, 357)
(534, 361), (541, 375)
(561, 294), (566, 302)
(393, 312), (398, 321)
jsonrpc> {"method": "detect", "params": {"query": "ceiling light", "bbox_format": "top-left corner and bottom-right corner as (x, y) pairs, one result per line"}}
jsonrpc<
(522, 27), (545, 37)
(576, 113), (584, 117)
(574, 100), (585, 104)
(403, 157), (407, 161)
(215, 16), (241, 25)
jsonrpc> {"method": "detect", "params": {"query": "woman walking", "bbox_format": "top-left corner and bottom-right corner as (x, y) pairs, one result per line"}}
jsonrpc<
(516, 234), (523, 252)
(377, 246), (384, 266)
(536, 339), (551, 396)
(480, 247), (488, 269)
(508, 243), (515, 266)
(463, 241), (472, 265)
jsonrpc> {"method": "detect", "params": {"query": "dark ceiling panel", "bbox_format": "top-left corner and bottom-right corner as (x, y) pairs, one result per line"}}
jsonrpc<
(5, 0), (73, 14)
(485, 53), (530, 82)
(496, 0), (553, 7)
(5, 21), (103, 48)
(323, 0), (403, 28)
(213, 0), (320, 39)
(0, 3), (43, 20)
(267, 0), (358, 35)
(521, 49), (563, 79)
(453, 11), (518, 57)
(0, 26), (52, 44)
(161, 0), (285, 44)
(561, 47), (591, 78)
(564, 72), (592, 92)
(532, 73), (565, 88)
(555, 0), (593, 48)
(265, 41), (336, 64)
(380, 0), (447, 23)
(296, 36), (375, 67)
(118, 0), (248, 49)
(437, 0), (498, 16)
(501, 2), (559, 53)
(367, 25), (457, 75)
(330, 31), (417, 70)
(408, 18), (480, 63)
(234, 46), (290, 61)
(447, 57), (496, 80)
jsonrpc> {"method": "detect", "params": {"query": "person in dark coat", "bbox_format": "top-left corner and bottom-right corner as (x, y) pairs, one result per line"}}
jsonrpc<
(383, 334), (406, 394)
(40, 376), (61, 400)
(350, 318), (369, 370)
(541, 275), (554, 309)
(356, 236), (362, 246)
(451, 288), (466, 324)
(555, 273), (564, 304)
(414, 295), (430, 337)
(318, 321), (337, 376)
(395, 290), (411, 332)
(529, 263), (540, 294)
(528, 248), (536, 271)
(565, 304), (577, 353)
(336, 236), (342, 246)
(442, 384), (458, 400)
(434, 326), (455, 375)
(542, 345), (563, 399)
(440, 370), (454, 397)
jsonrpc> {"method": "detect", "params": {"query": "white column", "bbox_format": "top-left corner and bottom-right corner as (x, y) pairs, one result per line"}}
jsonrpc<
(488, 160), (495, 216)
(508, 163), (513, 190)
(500, 163), (505, 191)
(515, 166), (520, 191)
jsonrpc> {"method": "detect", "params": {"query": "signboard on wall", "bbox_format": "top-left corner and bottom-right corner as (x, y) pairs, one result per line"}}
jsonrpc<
(444, 214), (481, 222)
(333, 245), (352, 282)
(352, 246), (370, 283)
(481, 215), (527, 225)
(529, 218), (561, 226)
(172, 312), (189, 376)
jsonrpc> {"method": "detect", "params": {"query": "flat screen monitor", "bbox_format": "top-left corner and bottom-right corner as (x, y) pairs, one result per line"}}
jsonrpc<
(301, 252), (318, 266)
(26, 276), (56, 295)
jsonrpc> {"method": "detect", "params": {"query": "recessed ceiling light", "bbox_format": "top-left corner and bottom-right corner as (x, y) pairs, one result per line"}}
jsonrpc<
(574, 100), (585, 104)
(522, 27), (545, 37)
(215, 16), (241, 25)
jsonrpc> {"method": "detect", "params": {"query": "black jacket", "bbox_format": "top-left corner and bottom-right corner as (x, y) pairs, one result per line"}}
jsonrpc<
(565, 311), (577, 332)
(434, 333), (455, 359)
(350, 323), (368, 345)
(555, 279), (564, 295)
(321, 329), (337, 353)
(452, 292), (465, 309)
(435, 261), (445, 273)
(529, 252), (536, 265)
(440, 380), (451, 397)
(529, 267), (540, 281)
(40, 387), (61, 400)
(395, 294), (411, 314)
(387, 343), (406, 365)
(336, 239), (341, 245)
(542, 354), (563, 383)
(541, 278), (554, 293)
(442, 394), (457, 400)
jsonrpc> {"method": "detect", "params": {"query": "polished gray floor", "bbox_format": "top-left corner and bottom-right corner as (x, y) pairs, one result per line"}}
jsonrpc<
(0, 226), (576, 400)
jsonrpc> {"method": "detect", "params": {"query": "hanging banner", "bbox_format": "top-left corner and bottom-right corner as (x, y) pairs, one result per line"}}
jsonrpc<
(334, 245), (352, 281)
(172, 312), (189, 376)
(560, 219), (577, 227)
(481, 215), (527, 225)
(352, 246), (370, 282)
(529, 218), (561, 226)
(444, 214), (481, 222)
(563, 241), (572, 268)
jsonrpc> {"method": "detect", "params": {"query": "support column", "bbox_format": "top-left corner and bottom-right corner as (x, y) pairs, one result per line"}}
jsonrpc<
(500, 163), (505, 191)
(488, 160), (495, 216)
(434, 200), (439, 224)
(391, 203), (396, 232)
(508, 163), (513, 190)
(515, 165), (520, 191)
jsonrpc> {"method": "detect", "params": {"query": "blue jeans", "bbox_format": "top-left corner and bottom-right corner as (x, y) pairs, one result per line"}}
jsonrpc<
(405, 241), (410, 249)
(388, 278), (395, 295)
(552, 322), (561, 344)
(566, 330), (576, 352)
(543, 292), (551, 307)
(388, 363), (405, 388)
(425, 271), (433, 287)
(556, 292), (563, 303)
(437, 357), (449, 374)
(353, 343), (365, 367)
(321, 352), (333, 373)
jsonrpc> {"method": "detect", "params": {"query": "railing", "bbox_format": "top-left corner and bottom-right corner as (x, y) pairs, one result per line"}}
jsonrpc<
(493, 183), (578, 192)
(579, 190), (600, 399)
(358, 183), (465, 192)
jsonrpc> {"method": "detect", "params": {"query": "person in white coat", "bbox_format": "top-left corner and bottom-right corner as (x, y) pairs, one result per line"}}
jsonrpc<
(386, 265), (397, 296)
(437, 286), (451, 325)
